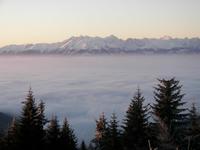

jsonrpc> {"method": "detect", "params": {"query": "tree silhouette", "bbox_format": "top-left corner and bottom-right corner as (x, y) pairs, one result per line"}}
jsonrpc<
(80, 141), (87, 150)
(123, 88), (149, 150)
(186, 103), (200, 149)
(46, 115), (60, 150)
(107, 113), (122, 150)
(93, 113), (109, 150)
(18, 88), (45, 150)
(152, 78), (188, 149)
(60, 118), (77, 150)
(1, 118), (19, 150)
(0, 79), (199, 150)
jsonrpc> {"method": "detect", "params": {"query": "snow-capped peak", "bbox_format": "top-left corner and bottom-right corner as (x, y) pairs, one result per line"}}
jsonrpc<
(105, 35), (119, 40)
(0, 35), (200, 55)
(160, 35), (173, 40)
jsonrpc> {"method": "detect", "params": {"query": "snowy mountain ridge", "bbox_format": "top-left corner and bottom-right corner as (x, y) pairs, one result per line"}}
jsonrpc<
(1, 35), (200, 55)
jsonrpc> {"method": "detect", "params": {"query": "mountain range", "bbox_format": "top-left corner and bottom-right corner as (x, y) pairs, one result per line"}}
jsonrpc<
(1, 35), (200, 55)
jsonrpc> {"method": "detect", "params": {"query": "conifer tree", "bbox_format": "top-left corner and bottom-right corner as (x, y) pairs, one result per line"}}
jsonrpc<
(60, 118), (77, 150)
(187, 103), (200, 149)
(81, 141), (87, 150)
(123, 88), (149, 150)
(107, 113), (122, 150)
(2, 118), (19, 150)
(152, 78), (188, 149)
(18, 88), (43, 150)
(88, 143), (95, 150)
(46, 115), (60, 150)
(93, 113), (109, 150)
(0, 89), (46, 150)
(35, 101), (46, 150)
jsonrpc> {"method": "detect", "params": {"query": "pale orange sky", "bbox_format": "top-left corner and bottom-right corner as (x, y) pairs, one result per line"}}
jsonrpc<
(0, 0), (200, 47)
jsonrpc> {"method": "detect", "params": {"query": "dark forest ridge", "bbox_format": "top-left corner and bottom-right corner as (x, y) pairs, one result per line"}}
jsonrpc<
(1, 35), (200, 55)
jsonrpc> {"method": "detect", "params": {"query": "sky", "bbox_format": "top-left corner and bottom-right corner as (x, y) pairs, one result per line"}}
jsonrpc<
(0, 0), (200, 47)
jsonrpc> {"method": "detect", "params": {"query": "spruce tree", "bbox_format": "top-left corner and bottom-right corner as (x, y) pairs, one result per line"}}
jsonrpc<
(81, 141), (87, 150)
(88, 142), (95, 150)
(123, 88), (149, 150)
(60, 118), (77, 150)
(2, 118), (19, 150)
(187, 103), (200, 149)
(35, 101), (46, 150)
(93, 113), (109, 150)
(45, 115), (60, 150)
(107, 113), (122, 150)
(152, 78), (188, 149)
(18, 88), (43, 150)
(0, 89), (46, 150)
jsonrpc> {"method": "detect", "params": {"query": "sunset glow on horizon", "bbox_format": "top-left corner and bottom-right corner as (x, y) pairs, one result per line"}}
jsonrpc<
(0, 0), (200, 47)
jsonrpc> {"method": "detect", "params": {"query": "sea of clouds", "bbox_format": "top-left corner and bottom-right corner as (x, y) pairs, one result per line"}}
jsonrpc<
(0, 55), (199, 143)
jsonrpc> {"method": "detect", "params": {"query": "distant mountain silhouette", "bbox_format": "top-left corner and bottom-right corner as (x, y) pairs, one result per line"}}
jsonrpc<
(0, 35), (200, 55)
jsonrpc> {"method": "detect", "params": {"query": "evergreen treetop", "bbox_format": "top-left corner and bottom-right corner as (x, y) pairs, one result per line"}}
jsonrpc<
(60, 118), (77, 150)
(123, 88), (150, 150)
(107, 113), (122, 150)
(152, 78), (188, 149)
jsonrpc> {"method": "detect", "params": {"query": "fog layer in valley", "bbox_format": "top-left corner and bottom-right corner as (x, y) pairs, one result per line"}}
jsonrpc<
(0, 55), (199, 142)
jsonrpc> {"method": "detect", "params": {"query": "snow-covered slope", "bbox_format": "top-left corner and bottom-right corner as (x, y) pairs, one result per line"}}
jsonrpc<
(0, 35), (200, 55)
